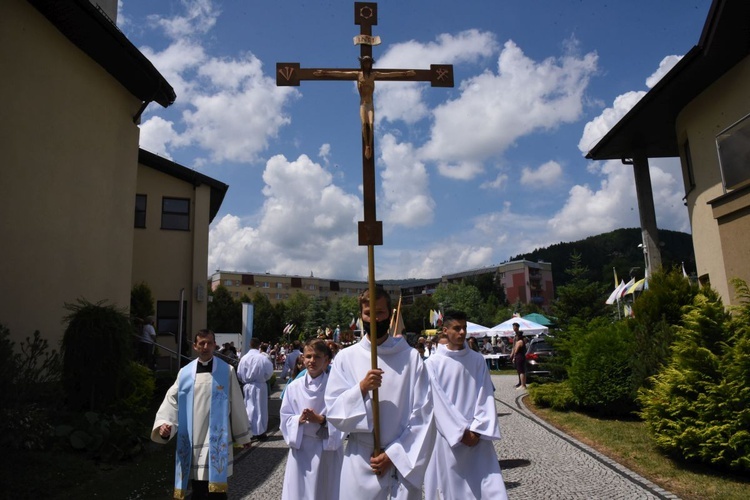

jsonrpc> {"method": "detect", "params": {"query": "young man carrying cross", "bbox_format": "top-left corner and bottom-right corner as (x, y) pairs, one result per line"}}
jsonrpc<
(325, 286), (436, 499)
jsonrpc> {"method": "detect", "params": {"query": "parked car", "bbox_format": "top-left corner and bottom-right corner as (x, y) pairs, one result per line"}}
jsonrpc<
(525, 337), (555, 378)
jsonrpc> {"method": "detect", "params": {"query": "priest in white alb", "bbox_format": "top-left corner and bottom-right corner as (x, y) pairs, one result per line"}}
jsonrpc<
(237, 336), (275, 440)
(325, 287), (436, 500)
(424, 311), (508, 500)
(152, 329), (251, 499)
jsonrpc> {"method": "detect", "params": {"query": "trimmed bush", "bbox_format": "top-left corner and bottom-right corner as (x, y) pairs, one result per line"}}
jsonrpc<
(528, 380), (577, 411)
(109, 361), (155, 420)
(639, 282), (750, 472)
(568, 318), (637, 415)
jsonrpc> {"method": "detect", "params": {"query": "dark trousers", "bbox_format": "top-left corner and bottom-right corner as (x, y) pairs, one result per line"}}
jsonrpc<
(190, 480), (228, 500)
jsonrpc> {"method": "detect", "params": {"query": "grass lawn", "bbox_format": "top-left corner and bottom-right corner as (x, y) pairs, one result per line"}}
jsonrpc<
(526, 399), (750, 500)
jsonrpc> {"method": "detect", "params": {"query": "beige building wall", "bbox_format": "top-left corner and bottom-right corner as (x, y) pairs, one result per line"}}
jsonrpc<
(677, 56), (750, 303)
(0, 0), (141, 345)
(132, 165), (213, 349)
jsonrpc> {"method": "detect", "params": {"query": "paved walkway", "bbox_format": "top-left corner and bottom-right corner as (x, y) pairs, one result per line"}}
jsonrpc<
(227, 373), (680, 499)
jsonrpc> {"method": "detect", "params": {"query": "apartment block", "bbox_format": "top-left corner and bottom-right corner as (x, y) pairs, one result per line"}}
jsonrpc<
(210, 271), (401, 304)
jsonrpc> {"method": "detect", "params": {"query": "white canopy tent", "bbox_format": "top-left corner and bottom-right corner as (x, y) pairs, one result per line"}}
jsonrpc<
(465, 321), (493, 338)
(490, 317), (549, 338)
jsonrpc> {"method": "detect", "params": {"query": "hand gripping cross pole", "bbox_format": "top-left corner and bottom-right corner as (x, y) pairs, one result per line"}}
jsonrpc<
(277, 2), (453, 455)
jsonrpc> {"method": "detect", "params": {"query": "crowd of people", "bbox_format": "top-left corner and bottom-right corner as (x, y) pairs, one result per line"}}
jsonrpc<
(151, 287), (511, 499)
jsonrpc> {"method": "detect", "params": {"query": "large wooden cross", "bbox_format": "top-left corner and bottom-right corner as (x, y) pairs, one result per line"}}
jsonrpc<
(277, 2), (453, 455)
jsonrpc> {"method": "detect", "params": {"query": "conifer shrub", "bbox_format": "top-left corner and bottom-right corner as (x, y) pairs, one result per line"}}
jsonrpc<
(130, 282), (155, 321)
(638, 281), (750, 472)
(568, 317), (638, 416)
(629, 269), (699, 390)
(62, 299), (133, 412)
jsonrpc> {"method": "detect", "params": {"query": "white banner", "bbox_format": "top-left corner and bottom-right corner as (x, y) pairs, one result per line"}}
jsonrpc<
(353, 34), (381, 46)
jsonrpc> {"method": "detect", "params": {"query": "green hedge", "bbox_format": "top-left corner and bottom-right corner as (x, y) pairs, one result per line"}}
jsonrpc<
(568, 318), (637, 416)
(529, 380), (577, 411)
(638, 281), (750, 472)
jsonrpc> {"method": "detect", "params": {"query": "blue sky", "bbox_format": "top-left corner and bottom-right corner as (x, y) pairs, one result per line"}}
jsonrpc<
(119, 0), (710, 281)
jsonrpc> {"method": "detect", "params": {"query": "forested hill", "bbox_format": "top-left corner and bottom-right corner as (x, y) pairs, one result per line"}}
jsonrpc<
(510, 228), (695, 291)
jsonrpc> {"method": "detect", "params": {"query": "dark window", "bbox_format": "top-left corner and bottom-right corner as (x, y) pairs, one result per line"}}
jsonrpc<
(291, 277), (302, 288)
(330, 281), (340, 292)
(717, 113), (750, 191)
(135, 194), (147, 228)
(242, 274), (254, 285)
(682, 140), (696, 194)
(161, 197), (190, 230)
(157, 300), (188, 337)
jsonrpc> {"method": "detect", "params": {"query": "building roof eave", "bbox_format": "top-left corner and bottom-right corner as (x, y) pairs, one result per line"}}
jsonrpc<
(138, 149), (229, 223)
(28, 0), (176, 108)
(586, 0), (750, 162)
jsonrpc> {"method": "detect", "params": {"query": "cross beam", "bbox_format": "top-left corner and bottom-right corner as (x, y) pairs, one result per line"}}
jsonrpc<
(277, 2), (453, 247)
(276, 2), (453, 456)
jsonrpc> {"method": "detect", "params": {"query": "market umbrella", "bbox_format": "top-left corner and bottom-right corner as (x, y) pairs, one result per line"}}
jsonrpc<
(490, 317), (549, 338)
(522, 313), (555, 327)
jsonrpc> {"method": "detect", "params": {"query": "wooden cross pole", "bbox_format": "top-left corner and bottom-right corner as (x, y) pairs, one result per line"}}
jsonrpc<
(277, 2), (453, 455)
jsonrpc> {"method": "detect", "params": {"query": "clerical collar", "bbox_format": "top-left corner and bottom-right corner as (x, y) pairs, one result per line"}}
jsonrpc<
(196, 358), (213, 373)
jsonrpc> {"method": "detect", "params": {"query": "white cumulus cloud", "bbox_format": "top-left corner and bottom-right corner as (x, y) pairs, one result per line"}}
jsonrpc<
(646, 55), (682, 89)
(137, 2), (298, 164)
(376, 30), (499, 125)
(520, 160), (563, 187)
(379, 134), (435, 228)
(209, 154), (367, 278)
(419, 40), (597, 174)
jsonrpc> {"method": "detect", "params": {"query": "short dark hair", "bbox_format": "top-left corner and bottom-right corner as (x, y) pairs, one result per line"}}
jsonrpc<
(194, 329), (215, 343)
(512, 322), (520, 327)
(443, 310), (468, 325)
(359, 286), (392, 316)
(250, 337), (261, 349)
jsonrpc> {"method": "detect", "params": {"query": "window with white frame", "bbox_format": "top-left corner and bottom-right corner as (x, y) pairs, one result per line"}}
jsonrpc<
(717, 112), (750, 191)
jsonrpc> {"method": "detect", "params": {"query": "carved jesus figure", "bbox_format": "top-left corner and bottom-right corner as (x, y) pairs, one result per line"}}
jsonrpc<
(313, 56), (415, 159)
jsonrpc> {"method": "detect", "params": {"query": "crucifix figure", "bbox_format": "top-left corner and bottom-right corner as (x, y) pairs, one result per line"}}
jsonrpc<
(313, 56), (416, 160)
(277, 2), (453, 460)
(277, 2), (453, 250)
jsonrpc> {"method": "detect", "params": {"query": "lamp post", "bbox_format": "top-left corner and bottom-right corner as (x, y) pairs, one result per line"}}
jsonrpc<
(637, 242), (649, 278)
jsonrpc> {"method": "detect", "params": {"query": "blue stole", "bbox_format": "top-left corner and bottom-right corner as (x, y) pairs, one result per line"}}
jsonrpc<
(174, 357), (231, 499)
